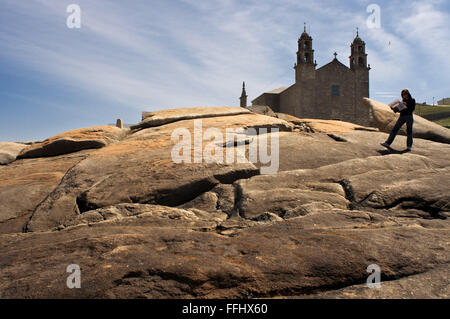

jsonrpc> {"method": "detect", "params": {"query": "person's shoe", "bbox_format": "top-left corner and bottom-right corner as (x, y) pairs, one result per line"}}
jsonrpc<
(380, 142), (391, 148)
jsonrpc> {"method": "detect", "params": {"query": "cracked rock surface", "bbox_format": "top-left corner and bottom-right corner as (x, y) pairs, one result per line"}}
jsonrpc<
(0, 105), (449, 298)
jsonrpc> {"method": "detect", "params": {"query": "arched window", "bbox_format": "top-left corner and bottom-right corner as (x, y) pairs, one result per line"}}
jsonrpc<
(304, 41), (309, 49)
(358, 57), (364, 66)
(358, 46), (363, 53)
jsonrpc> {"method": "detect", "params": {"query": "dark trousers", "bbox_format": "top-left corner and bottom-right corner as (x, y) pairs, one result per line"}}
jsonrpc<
(386, 114), (413, 148)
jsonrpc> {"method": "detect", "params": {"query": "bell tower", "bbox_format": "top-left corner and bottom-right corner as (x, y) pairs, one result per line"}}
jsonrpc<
(295, 23), (316, 82)
(349, 29), (369, 71)
(350, 28), (370, 123)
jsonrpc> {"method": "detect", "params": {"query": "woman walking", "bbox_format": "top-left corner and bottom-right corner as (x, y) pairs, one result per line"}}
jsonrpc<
(381, 89), (416, 151)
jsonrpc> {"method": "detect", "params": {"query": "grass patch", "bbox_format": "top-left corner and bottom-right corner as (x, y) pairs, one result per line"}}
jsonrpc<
(415, 104), (450, 116)
(435, 118), (450, 128)
(414, 104), (450, 128)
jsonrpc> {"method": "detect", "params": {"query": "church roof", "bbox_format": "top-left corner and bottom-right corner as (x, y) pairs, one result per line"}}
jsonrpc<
(353, 36), (364, 44)
(265, 87), (289, 94)
(352, 30), (365, 44)
(300, 31), (312, 40)
(317, 58), (350, 72)
(299, 23), (312, 40)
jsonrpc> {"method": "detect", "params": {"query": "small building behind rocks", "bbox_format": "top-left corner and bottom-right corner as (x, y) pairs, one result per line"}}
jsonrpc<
(438, 98), (450, 106)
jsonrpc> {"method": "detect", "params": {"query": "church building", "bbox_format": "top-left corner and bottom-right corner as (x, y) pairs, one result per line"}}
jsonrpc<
(246, 27), (371, 126)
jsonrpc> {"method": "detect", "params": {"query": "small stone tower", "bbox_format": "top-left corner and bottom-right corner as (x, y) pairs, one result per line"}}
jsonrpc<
(349, 29), (369, 71)
(349, 29), (370, 123)
(240, 81), (247, 107)
(349, 29), (370, 96)
(295, 23), (317, 82)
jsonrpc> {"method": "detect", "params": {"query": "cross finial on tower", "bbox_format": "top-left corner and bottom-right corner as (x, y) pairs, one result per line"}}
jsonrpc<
(333, 52), (338, 59)
(304, 22), (306, 32)
(356, 27), (359, 37)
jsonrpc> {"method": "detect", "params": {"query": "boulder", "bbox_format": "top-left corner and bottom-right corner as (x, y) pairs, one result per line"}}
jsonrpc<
(17, 126), (129, 159)
(236, 152), (449, 220)
(135, 106), (252, 131)
(363, 98), (450, 144)
(300, 118), (377, 133)
(275, 113), (378, 133)
(0, 151), (89, 234)
(0, 142), (27, 165)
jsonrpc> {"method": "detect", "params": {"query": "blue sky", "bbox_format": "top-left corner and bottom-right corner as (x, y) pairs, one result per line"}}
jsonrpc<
(1, 0), (449, 142)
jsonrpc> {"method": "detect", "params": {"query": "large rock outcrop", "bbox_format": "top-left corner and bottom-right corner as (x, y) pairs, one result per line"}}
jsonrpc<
(135, 106), (252, 131)
(0, 142), (27, 165)
(17, 126), (129, 159)
(363, 98), (450, 144)
(0, 106), (449, 299)
(23, 111), (293, 232)
(0, 151), (90, 234)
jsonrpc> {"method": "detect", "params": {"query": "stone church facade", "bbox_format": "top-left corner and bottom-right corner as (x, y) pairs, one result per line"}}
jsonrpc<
(249, 28), (371, 126)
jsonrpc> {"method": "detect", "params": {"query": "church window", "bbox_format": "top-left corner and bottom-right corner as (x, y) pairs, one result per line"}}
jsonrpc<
(304, 53), (310, 62)
(331, 85), (340, 96)
(358, 46), (363, 53)
(358, 57), (364, 66)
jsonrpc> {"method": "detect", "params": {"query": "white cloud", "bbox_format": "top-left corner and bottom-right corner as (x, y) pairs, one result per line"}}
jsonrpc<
(397, 1), (450, 63)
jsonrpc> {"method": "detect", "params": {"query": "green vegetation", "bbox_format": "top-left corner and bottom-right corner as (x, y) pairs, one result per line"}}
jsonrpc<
(415, 104), (450, 115)
(435, 118), (450, 128)
(415, 104), (450, 128)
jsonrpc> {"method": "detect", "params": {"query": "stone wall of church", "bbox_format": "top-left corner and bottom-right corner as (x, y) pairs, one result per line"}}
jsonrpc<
(252, 93), (281, 112)
(280, 66), (316, 118)
(279, 83), (315, 118)
(277, 65), (371, 126)
(251, 65), (372, 126)
(279, 84), (301, 117)
(353, 69), (371, 126)
(315, 64), (356, 122)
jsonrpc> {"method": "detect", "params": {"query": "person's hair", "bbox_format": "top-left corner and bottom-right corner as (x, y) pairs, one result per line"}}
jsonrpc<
(401, 89), (412, 99)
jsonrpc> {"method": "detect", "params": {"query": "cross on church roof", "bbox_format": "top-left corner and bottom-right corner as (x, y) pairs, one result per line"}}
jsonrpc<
(333, 52), (338, 59)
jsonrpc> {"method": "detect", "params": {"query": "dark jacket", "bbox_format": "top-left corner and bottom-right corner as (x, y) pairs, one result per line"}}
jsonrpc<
(400, 97), (415, 116)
